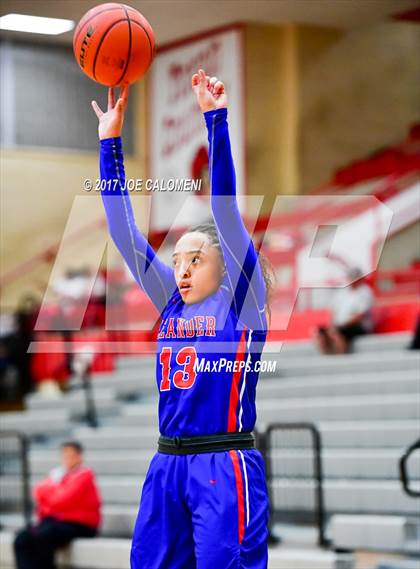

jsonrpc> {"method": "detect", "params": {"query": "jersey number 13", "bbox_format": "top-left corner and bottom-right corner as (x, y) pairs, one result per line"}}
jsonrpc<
(159, 346), (197, 391)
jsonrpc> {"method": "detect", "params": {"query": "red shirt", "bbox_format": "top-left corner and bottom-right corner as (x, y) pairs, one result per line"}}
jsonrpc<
(33, 466), (101, 529)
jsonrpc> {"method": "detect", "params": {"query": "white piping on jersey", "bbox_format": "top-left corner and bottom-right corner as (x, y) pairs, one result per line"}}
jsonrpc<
(238, 329), (253, 432)
(238, 450), (250, 527)
(209, 115), (265, 331)
(111, 142), (169, 308)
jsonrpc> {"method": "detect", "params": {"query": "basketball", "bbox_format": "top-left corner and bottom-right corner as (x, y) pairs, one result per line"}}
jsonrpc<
(73, 2), (155, 87)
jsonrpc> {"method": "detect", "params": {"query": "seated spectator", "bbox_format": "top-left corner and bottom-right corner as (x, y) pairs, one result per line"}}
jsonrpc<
(0, 295), (40, 402)
(316, 267), (374, 354)
(14, 294), (40, 398)
(14, 441), (101, 569)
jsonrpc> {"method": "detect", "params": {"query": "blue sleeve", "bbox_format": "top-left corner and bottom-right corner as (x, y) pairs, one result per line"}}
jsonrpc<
(99, 136), (176, 314)
(204, 108), (267, 331)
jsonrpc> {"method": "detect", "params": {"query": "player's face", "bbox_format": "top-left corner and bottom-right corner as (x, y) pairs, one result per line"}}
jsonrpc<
(173, 232), (224, 304)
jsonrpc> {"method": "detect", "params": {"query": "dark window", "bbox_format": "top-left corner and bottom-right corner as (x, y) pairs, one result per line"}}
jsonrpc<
(0, 40), (135, 153)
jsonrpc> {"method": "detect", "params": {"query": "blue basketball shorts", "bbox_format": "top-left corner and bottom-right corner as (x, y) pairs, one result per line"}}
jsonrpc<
(130, 448), (269, 569)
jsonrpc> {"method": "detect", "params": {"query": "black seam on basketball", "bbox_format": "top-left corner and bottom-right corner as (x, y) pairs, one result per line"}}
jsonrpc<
(130, 19), (153, 62)
(115, 6), (132, 86)
(92, 18), (128, 82)
(73, 6), (123, 48)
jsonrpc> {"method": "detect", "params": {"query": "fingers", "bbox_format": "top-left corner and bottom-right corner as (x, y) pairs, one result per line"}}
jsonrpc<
(107, 88), (115, 111)
(214, 80), (225, 95)
(192, 72), (206, 92)
(209, 77), (224, 95)
(114, 84), (129, 113)
(198, 69), (207, 93)
(209, 76), (217, 90)
(120, 84), (129, 106)
(214, 79), (224, 91)
(114, 98), (123, 113)
(192, 69), (225, 106)
(195, 70), (224, 94)
(91, 100), (103, 118)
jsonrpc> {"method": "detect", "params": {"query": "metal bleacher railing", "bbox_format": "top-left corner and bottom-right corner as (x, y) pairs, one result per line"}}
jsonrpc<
(70, 351), (99, 428)
(0, 431), (31, 528)
(399, 438), (420, 499)
(258, 422), (328, 548)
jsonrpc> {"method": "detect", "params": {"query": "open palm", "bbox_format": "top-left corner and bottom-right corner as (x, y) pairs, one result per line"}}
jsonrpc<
(91, 85), (129, 140)
(192, 69), (228, 113)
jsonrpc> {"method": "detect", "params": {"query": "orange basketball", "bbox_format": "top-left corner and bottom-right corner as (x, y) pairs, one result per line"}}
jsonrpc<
(73, 2), (155, 87)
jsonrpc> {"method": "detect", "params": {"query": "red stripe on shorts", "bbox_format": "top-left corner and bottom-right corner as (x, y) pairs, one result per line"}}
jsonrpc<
(227, 329), (247, 432)
(229, 449), (245, 544)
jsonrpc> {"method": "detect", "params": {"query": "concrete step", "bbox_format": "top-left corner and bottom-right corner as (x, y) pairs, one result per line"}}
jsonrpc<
(116, 356), (155, 372)
(25, 388), (119, 418)
(376, 560), (420, 569)
(115, 333), (411, 370)
(73, 425), (159, 450)
(267, 333), (411, 358)
(115, 393), (420, 428)
(2, 476), (419, 517)
(267, 448), (420, 480)
(90, 369), (156, 397)
(257, 393), (420, 423)
(0, 530), (354, 569)
(114, 346), (420, 383)
(72, 421), (420, 451)
(403, 539), (420, 556)
(87, 367), (419, 402)
(268, 549), (353, 569)
(314, 421), (420, 449)
(98, 479), (420, 530)
(330, 515), (420, 553)
(0, 514), (24, 531)
(0, 530), (131, 569)
(0, 409), (71, 437)
(257, 371), (419, 400)
(23, 448), (420, 480)
(26, 450), (154, 477)
(271, 479), (420, 516)
(262, 351), (420, 379)
(103, 478), (419, 516)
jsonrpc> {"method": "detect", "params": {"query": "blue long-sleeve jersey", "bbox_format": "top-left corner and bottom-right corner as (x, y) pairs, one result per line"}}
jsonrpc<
(100, 108), (267, 436)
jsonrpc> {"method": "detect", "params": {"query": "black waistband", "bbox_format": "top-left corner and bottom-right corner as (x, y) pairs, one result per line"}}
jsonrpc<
(158, 432), (255, 455)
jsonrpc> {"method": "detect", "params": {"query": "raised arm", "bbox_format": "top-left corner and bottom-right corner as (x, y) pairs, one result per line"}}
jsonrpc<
(92, 87), (176, 313)
(192, 70), (267, 331)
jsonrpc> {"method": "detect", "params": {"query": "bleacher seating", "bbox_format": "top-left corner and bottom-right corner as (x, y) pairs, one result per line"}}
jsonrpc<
(0, 408), (71, 437)
(1, 331), (419, 568)
(0, 529), (354, 569)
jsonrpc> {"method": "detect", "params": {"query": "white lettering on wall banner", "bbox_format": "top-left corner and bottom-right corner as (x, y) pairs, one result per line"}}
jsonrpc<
(148, 27), (245, 231)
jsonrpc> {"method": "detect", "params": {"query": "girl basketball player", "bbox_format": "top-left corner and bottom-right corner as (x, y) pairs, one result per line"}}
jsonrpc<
(92, 69), (270, 568)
